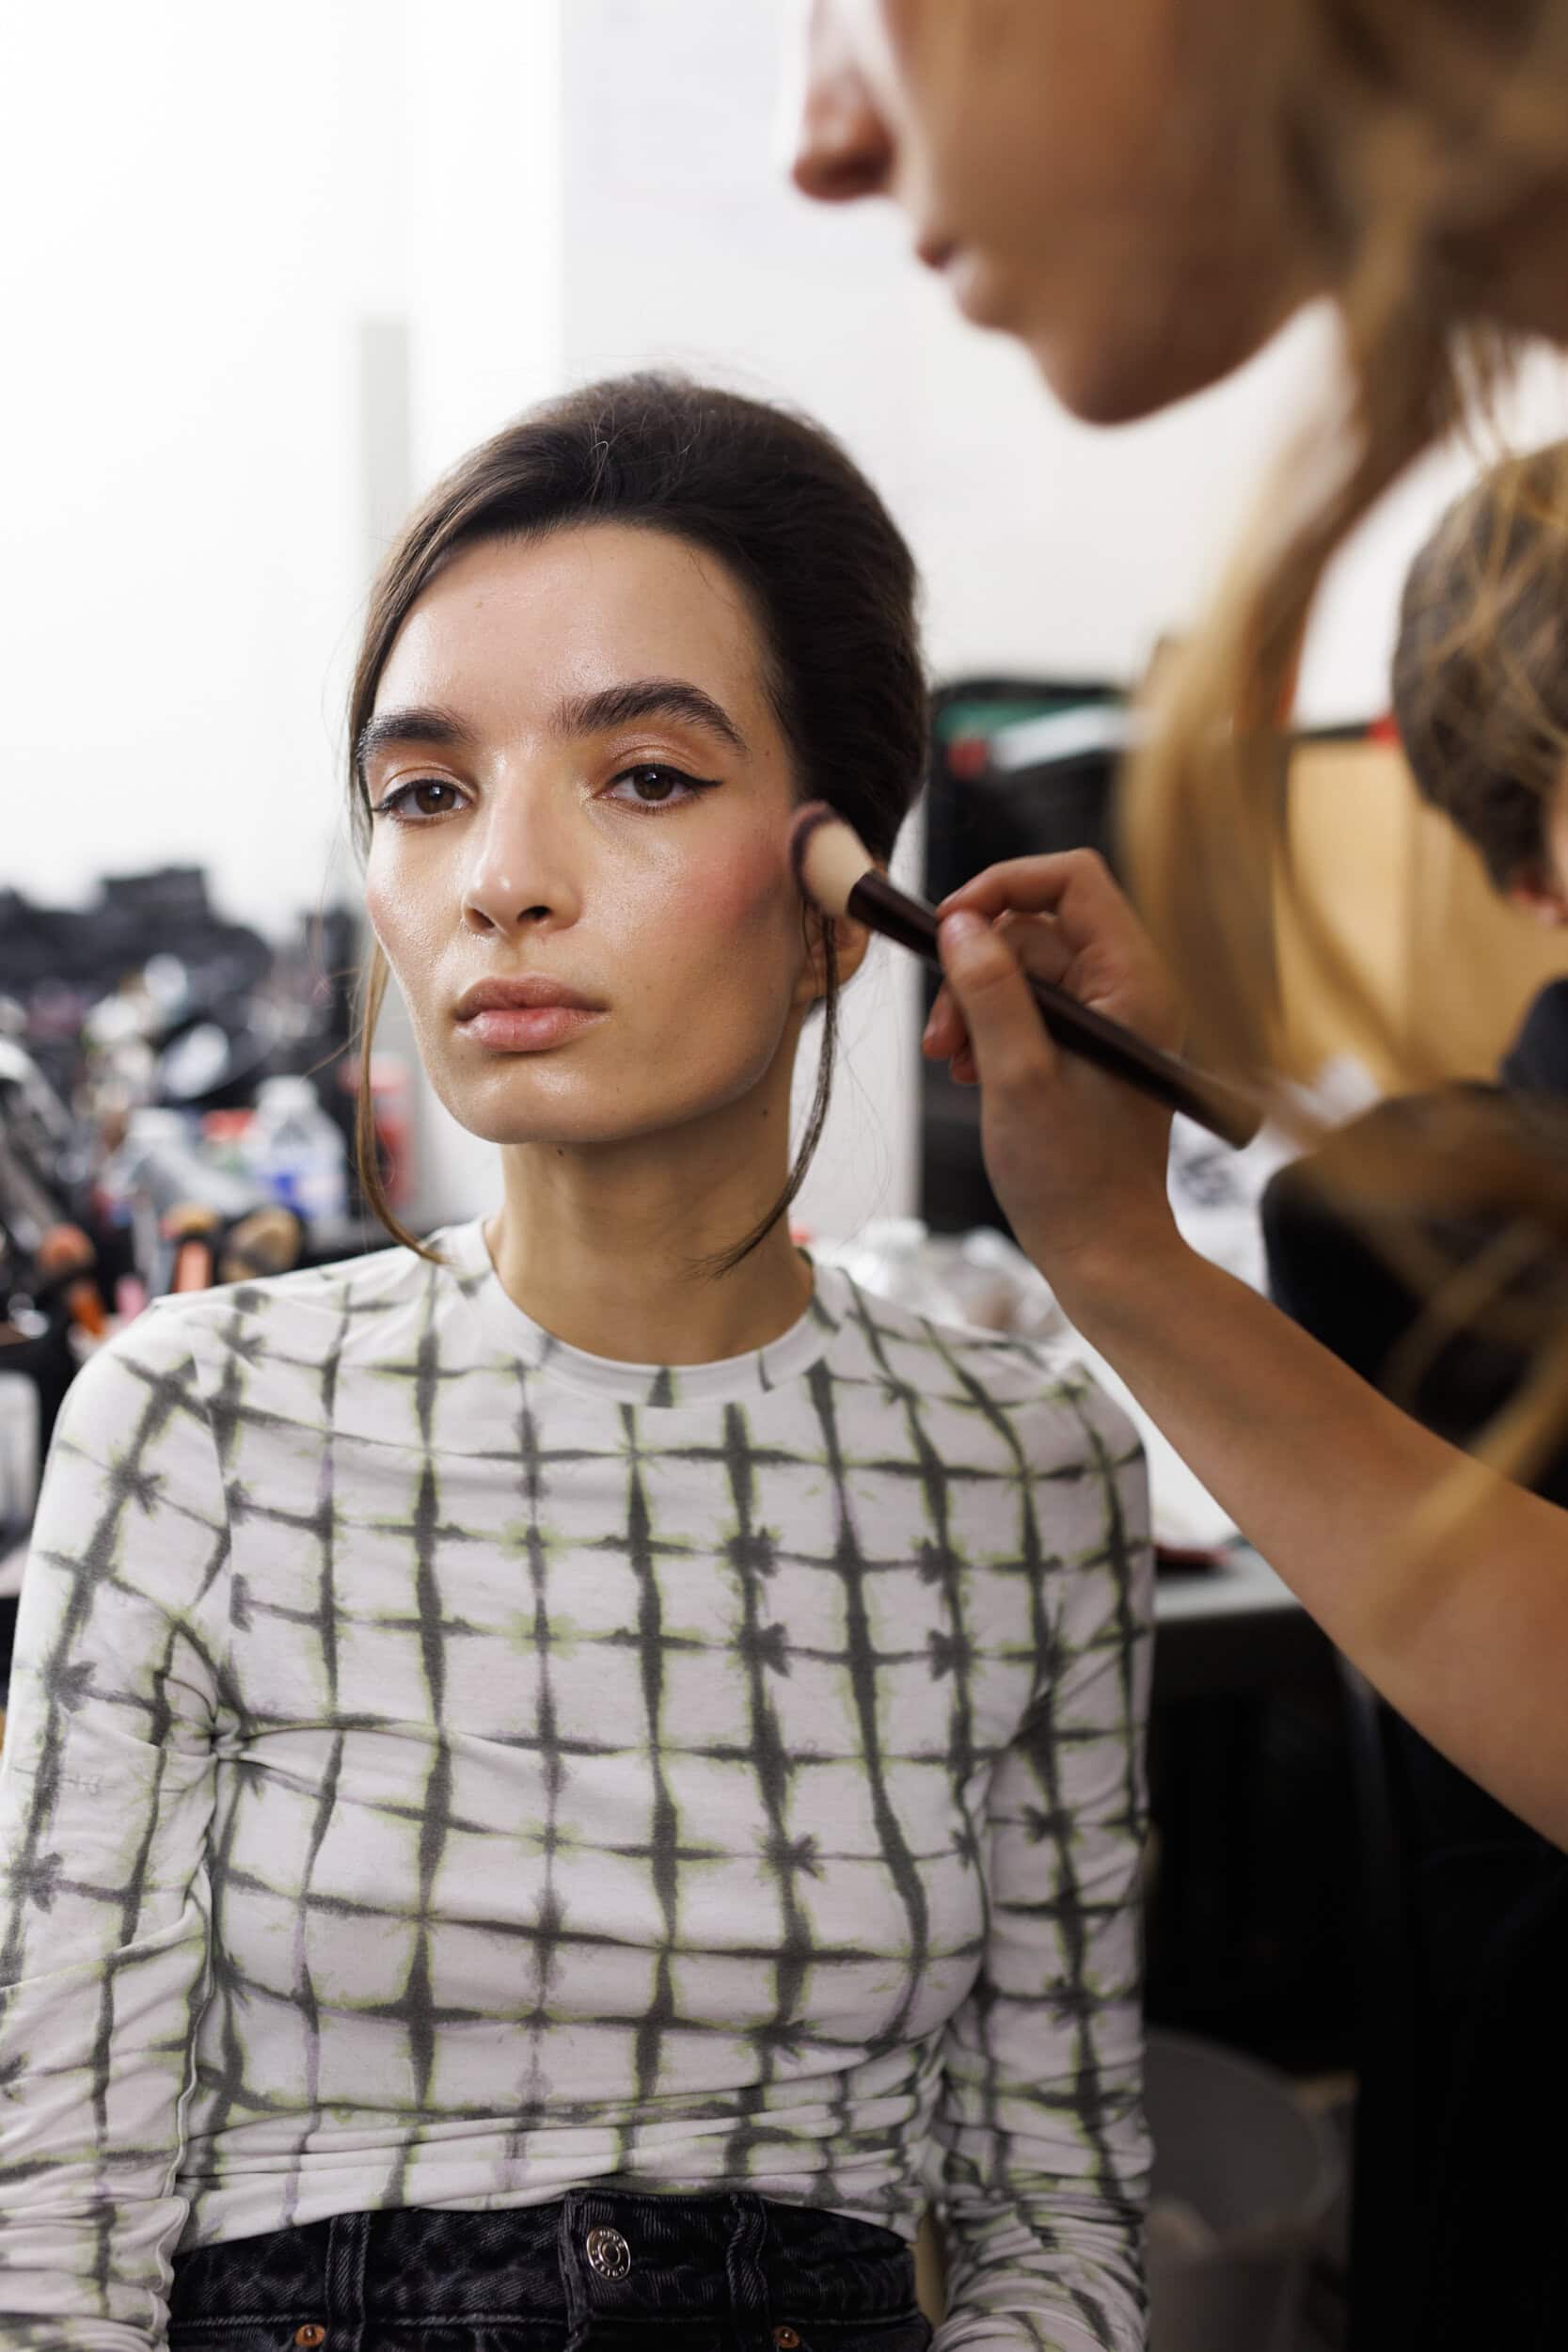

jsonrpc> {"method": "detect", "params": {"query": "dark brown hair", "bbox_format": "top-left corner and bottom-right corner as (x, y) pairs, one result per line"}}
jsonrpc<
(347, 373), (927, 1270)
(1392, 438), (1568, 890)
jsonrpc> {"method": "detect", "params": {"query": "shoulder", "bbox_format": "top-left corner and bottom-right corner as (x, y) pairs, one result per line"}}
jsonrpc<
(137, 1229), (452, 1379)
(47, 1298), (214, 1470)
(157, 1227), (437, 1327)
(816, 1265), (1144, 1481)
(59, 1231), (472, 1462)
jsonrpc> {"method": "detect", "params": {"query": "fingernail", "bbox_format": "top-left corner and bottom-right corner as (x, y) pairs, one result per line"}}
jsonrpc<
(939, 911), (986, 951)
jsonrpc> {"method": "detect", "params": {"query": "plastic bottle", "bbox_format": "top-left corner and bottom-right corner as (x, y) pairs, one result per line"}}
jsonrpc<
(248, 1077), (347, 1227)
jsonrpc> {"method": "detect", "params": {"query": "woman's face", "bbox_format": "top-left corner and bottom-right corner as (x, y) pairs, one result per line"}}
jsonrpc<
(790, 0), (1314, 423)
(362, 524), (819, 1155)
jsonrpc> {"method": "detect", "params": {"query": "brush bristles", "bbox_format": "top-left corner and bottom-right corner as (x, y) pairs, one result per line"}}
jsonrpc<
(789, 801), (874, 916)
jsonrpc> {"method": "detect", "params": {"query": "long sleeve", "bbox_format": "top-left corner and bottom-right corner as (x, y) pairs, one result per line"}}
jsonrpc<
(933, 1394), (1153, 2351)
(0, 1316), (226, 2350)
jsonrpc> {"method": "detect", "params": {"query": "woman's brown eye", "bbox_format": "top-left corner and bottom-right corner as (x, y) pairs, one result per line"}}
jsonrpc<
(413, 780), (461, 815)
(375, 778), (467, 821)
(603, 763), (719, 813)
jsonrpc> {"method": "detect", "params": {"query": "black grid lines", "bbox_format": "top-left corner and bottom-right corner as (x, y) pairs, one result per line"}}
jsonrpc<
(0, 1220), (1152, 2350)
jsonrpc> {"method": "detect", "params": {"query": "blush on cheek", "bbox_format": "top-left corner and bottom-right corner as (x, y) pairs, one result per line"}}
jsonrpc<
(620, 818), (795, 957)
(703, 836), (793, 930)
(686, 840), (804, 992)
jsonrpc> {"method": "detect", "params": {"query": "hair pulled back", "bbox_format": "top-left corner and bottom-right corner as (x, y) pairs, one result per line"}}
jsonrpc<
(346, 373), (927, 1267)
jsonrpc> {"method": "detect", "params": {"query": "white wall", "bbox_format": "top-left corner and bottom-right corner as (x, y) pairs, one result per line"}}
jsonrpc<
(0, 0), (562, 936)
(9, 1), (1568, 1239)
(2, 3), (367, 928)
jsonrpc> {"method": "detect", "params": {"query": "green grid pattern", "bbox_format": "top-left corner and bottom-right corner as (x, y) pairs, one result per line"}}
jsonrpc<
(0, 1225), (1152, 2351)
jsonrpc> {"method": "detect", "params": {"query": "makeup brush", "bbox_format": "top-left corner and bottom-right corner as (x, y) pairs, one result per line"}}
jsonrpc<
(789, 801), (1260, 1150)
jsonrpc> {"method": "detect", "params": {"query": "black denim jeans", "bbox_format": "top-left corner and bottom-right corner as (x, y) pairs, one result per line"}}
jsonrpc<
(166, 2186), (933, 2352)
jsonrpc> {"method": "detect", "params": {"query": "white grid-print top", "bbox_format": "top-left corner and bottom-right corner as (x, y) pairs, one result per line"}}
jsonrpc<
(0, 1221), (1153, 2352)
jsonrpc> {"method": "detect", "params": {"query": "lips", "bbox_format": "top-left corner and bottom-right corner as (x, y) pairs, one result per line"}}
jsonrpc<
(455, 977), (604, 1019)
(922, 240), (1001, 328)
(915, 234), (958, 274)
(453, 975), (607, 1055)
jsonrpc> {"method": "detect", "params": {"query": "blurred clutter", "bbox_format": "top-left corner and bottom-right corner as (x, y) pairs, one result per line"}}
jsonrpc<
(822, 1080), (1308, 1562)
(0, 869), (409, 1649)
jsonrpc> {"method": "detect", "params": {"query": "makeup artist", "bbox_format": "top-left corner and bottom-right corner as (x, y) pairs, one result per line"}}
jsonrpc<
(789, 0), (1568, 1850)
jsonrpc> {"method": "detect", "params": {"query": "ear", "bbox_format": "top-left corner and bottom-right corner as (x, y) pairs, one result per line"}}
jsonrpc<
(1506, 865), (1568, 927)
(793, 905), (872, 1009)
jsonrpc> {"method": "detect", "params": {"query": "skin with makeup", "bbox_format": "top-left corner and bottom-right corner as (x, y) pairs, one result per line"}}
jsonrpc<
(789, 0), (1568, 1849)
(0, 380), (1152, 2352)
(360, 521), (844, 1371)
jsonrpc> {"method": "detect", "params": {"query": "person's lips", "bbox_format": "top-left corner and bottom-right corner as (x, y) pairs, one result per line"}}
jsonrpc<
(453, 976), (606, 1054)
(915, 234), (958, 275)
(920, 239), (1004, 327)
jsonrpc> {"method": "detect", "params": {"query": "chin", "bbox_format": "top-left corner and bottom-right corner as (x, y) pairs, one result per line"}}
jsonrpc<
(1029, 334), (1207, 427)
(1026, 294), (1283, 427)
(423, 1066), (578, 1151)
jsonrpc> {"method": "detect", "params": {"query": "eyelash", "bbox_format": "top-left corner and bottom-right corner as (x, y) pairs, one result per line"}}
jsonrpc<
(372, 778), (467, 823)
(371, 764), (721, 824)
(605, 763), (721, 813)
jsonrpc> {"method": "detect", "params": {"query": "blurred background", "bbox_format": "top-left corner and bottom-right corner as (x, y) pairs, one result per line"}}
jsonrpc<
(8, 8), (1568, 2345)
(8, 0), (1568, 1241)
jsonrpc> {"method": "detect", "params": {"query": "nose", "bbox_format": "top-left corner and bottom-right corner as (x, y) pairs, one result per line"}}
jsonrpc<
(461, 785), (578, 940)
(788, 0), (895, 204)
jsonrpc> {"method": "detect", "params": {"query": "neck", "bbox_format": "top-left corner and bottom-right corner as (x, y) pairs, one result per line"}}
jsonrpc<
(483, 1092), (815, 1368)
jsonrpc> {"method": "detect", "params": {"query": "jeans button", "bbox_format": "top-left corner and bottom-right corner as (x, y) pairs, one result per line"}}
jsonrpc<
(293, 2331), (326, 2350)
(773, 2330), (802, 2349)
(585, 2225), (632, 2280)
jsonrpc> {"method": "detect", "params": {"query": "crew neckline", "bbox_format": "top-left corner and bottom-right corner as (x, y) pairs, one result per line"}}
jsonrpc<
(438, 1216), (843, 1407)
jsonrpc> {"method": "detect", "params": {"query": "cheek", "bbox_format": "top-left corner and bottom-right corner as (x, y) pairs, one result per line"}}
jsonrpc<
(363, 845), (446, 977)
(700, 844), (794, 938)
(679, 841), (799, 980)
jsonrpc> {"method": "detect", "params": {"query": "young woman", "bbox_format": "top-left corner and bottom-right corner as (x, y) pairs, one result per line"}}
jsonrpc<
(790, 1), (1568, 1848)
(0, 378), (1151, 2352)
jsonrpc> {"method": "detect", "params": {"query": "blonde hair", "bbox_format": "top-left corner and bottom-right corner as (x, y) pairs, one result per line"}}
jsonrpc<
(1392, 437), (1568, 887)
(1124, 0), (1568, 1496)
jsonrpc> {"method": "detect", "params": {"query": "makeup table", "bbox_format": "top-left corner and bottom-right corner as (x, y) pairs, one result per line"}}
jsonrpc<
(1148, 1544), (1350, 2064)
(1154, 1541), (1329, 1703)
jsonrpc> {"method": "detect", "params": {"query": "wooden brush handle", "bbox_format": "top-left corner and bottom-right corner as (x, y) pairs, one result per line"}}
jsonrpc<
(847, 870), (1259, 1150)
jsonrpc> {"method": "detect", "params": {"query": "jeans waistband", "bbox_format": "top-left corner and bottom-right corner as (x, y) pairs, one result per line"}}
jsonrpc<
(168, 2187), (922, 2344)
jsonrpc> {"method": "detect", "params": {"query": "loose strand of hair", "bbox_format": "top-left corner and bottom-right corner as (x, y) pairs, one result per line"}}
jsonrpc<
(355, 942), (444, 1264)
(696, 921), (841, 1283)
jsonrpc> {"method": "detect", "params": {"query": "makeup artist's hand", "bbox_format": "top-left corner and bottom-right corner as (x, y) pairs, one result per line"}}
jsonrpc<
(923, 850), (1186, 1305)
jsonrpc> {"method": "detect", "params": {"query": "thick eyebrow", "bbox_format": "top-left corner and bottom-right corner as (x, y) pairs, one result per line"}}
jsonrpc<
(355, 704), (476, 780)
(552, 677), (748, 756)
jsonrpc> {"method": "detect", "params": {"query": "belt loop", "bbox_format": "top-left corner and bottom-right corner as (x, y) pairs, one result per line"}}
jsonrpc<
(559, 2189), (594, 2352)
(325, 2208), (371, 2352)
(724, 2192), (770, 2324)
